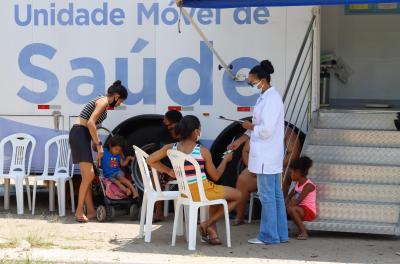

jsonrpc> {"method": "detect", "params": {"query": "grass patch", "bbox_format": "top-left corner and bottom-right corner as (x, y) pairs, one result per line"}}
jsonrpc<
(0, 255), (56, 264)
(0, 237), (18, 249)
(24, 233), (55, 248)
(60, 245), (82, 250)
(0, 232), (55, 249)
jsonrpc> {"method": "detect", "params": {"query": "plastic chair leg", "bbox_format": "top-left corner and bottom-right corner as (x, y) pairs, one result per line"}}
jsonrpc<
(187, 205), (199, 251)
(174, 200), (184, 236)
(248, 192), (255, 224)
(144, 198), (155, 243)
(171, 201), (182, 246)
(56, 180), (61, 216)
(223, 203), (231, 248)
(139, 194), (147, 239)
(25, 178), (32, 211)
(57, 179), (66, 217)
(184, 205), (190, 242)
(32, 180), (37, 215)
(15, 178), (24, 215)
(200, 206), (208, 222)
(69, 179), (75, 213)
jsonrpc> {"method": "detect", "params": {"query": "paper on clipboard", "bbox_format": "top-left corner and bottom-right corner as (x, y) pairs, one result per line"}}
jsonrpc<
(218, 116), (245, 124)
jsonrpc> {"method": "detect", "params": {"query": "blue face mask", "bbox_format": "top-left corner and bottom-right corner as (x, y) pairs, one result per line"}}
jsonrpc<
(249, 80), (262, 94)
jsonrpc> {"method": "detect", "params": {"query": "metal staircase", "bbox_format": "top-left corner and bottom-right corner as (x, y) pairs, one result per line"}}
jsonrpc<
(303, 109), (400, 235)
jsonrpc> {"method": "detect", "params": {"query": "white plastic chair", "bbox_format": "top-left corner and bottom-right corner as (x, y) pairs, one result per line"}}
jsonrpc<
(167, 149), (231, 251)
(32, 135), (75, 217)
(0, 133), (36, 215)
(134, 145), (180, 243)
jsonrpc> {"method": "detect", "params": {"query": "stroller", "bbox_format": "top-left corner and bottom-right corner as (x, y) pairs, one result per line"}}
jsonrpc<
(91, 127), (141, 222)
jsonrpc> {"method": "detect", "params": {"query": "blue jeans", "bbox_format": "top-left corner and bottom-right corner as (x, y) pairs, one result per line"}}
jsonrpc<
(257, 173), (288, 244)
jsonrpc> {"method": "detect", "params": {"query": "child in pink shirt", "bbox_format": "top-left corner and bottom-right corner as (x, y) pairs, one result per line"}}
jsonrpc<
(286, 156), (316, 240)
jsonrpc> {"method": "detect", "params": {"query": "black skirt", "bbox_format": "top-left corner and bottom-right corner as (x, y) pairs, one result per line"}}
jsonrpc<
(69, 125), (93, 164)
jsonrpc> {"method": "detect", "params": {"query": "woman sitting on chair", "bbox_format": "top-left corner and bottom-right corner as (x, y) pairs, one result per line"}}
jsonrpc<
(147, 115), (242, 245)
(233, 125), (301, 226)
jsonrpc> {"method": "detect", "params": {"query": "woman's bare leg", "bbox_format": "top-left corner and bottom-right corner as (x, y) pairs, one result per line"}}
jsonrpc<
(200, 186), (241, 238)
(76, 162), (95, 219)
(85, 187), (96, 219)
(234, 169), (257, 222)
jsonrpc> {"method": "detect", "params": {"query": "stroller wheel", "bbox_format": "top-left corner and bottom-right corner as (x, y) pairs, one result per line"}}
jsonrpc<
(129, 204), (140, 221)
(97, 205), (108, 222)
(106, 206), (116, 220)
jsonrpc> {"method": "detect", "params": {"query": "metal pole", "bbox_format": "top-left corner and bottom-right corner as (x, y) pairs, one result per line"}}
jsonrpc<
(4, 179), (10, 210)
(49, 181), (55, 211)
(283, 15), (316, 101)
(180, 8), (237, 81)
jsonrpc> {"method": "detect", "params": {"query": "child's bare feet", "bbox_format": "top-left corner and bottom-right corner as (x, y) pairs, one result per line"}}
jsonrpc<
(124, 188), (132, 196)
(131, 186), (139, 199)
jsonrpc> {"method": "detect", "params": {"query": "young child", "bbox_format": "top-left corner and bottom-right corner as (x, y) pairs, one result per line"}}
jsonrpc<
(286, 156), (316, 240)
(101, 136), (138, 199)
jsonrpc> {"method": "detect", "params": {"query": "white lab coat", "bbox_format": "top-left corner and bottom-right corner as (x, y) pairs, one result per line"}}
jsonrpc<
(246, 87), (284, 174)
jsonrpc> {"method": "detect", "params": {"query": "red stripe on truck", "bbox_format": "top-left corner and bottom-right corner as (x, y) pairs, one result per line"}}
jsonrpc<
(37, 105), (50, 110)
(168, 106), (182, 111)
(237, 106), (251, 112)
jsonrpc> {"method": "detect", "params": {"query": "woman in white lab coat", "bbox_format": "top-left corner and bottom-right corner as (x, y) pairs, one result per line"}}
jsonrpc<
(230, 60), (288, 245)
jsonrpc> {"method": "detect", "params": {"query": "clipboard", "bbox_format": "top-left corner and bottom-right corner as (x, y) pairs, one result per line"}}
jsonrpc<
(218, 116), (245, 124)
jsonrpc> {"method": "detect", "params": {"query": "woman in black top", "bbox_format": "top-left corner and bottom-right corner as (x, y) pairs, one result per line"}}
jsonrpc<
(69, 80), (128, 223)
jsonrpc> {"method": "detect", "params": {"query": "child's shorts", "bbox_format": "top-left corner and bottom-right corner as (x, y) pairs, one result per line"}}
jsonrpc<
(107, 170), (125, 183)
(300, 205), (316, 221)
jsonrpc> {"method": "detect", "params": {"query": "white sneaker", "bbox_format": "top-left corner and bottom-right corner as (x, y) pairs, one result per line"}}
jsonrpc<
(248, 238), (265, 245)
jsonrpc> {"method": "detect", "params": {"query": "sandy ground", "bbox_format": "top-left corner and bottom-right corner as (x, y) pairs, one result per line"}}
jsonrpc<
(0, 196), (399, 264)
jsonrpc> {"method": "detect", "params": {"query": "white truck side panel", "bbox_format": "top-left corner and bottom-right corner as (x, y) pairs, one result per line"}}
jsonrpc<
(0, 1), (314, 171)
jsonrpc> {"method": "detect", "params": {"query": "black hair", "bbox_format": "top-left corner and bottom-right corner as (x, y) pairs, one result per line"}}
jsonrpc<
(249, 60), (274, 83)
(107, 135), (126, 149)
(289, 156), (313, 177)
(175, 115), (200, 140)
(107, 80), (128, 99)
(165, 110), (183, 124)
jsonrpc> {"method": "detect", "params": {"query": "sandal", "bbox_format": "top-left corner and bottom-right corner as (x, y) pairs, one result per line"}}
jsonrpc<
(207, 236), (222, 245)
(297, 233), (309, 240)
(75, 215), (88, 223)
(232, 219), (244, 226)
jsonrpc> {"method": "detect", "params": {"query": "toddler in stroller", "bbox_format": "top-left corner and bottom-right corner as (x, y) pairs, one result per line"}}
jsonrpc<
(93, 135), (140, 222)
(101, 136), (138, 199)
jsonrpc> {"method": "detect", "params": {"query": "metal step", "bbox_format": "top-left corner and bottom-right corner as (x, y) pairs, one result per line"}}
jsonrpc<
(317, 111), (396, 130)
(316, 182), (400, 203)
(317, 201), (399, 224)
(305, 220), (399, 235)
(309, 128), (400, 148)
(303, 145), (400, 166)
(309, 163), (400, 185)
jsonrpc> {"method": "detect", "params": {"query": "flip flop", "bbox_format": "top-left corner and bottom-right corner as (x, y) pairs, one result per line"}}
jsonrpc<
(296, 233), (309, 240)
